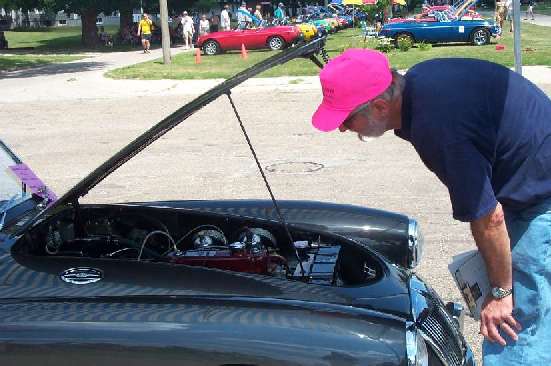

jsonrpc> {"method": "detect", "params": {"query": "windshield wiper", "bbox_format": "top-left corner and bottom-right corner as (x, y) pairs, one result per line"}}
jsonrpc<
(0, 195), (18, 232)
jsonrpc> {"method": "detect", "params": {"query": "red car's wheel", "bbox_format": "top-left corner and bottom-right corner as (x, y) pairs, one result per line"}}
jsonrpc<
(203, 40), (220, 55)
(268, 36), (285, 51)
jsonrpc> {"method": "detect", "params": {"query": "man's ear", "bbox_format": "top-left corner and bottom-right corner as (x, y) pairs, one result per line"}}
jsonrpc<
(369, 99), (390, 118)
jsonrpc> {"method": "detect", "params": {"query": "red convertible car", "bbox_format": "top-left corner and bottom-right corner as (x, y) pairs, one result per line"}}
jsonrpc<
(197, 26), (302, 55)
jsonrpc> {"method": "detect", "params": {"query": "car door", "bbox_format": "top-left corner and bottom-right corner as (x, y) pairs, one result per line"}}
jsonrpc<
(219, 30), (247, 50)
(245, 28), (269, 49)
(441, 19), (472, 42)
(424, 12), (458, 42)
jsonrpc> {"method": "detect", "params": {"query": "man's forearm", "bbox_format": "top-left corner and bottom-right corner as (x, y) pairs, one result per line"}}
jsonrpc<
(470, 203), (512, 289)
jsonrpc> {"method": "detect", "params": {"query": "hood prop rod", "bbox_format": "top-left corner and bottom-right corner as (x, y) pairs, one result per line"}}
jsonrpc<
(226, 91), (306, 278)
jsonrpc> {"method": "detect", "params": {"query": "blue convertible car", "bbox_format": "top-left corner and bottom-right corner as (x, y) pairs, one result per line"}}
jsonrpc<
(379, 8), (501, 46)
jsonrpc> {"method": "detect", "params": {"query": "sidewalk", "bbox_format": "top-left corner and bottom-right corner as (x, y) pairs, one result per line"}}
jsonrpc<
(0, 45), (206, 103)
(523, 12), (551, 26)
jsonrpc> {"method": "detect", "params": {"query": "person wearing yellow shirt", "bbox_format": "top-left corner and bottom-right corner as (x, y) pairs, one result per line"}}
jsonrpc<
(137, 13), (153, 53)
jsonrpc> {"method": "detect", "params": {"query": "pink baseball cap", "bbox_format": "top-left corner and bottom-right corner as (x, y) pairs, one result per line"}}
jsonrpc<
(312, 48), (393, 132)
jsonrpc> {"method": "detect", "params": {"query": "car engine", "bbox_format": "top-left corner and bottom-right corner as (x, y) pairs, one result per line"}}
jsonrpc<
(27, 207), (379, 287)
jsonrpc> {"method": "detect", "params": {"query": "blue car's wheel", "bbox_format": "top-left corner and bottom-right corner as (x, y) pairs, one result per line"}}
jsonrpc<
(471, 28), (490, 46)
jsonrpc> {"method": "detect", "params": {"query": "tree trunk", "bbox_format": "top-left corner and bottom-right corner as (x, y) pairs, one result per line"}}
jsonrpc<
(80, 7), (99, 46)
(119, 3), (133, 33)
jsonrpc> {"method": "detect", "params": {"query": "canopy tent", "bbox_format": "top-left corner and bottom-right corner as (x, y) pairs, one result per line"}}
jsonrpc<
(342, 0), (363, 26)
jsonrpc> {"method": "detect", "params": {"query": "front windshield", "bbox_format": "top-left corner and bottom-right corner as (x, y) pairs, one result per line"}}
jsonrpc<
(0, 142), (30, 210)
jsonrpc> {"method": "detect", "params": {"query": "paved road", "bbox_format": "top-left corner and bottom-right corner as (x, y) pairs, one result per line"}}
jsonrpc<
(2, 35), (551, 365)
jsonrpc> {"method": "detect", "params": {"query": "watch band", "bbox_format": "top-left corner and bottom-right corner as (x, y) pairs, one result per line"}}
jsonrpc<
(491, 286), (513, 299)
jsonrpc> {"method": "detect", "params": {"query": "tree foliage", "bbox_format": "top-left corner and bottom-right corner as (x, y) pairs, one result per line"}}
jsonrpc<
(358, 0), (392, 23)
(0, 0), (41, 11)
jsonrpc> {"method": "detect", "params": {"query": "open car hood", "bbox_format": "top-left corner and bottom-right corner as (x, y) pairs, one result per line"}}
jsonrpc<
(20, 37), (327, 231)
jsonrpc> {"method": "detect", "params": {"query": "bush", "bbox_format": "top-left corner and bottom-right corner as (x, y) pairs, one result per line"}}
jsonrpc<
(375, 36), (393, 53)
(418, 42), (432, 51)
(396, 36), (413, 52)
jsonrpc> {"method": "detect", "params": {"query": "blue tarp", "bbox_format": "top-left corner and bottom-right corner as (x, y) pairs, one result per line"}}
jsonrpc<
(236, 9), (262, 26)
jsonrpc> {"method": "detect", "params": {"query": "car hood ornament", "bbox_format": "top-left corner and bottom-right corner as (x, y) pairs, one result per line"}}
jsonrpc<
(60, 267), (104, 285)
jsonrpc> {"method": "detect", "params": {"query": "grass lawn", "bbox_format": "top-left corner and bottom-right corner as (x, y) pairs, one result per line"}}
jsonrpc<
(532, 1), (551, 16)
(0, 54), (83, 71)
(1, 25), (131, 72)
(107, 22), (551, 80)
(5, 26), (121, 52)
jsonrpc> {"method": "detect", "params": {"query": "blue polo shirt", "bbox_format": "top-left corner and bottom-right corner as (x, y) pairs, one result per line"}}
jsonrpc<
(395, 58), (551, 222)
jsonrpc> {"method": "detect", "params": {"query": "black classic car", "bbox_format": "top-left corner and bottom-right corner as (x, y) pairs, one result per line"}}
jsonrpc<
(0, 39), (475, 366)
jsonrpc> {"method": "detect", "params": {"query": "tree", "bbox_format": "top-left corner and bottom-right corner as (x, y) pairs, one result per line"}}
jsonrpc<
(44, 0), (116, 46)
(359, 0), (392, 24)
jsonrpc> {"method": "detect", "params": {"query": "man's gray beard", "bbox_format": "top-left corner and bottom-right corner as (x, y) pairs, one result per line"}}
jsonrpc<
(357, 118), (387, 141)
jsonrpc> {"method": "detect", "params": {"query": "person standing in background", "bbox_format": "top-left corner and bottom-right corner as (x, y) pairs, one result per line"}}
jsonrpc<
(506, 0), (514, 31)
(137, 13), (153, 53)
(254, 4), (263, 21)
(237, 2), (249, 29)
(525, 0), (535, 20)
(274, 2), (286, 20)
(495, 0), (507, 31)
(220, 4), (231, 31)
(199, 14), (210, 36)
(181, 11), (194, 49)
(211, 13), (220, 32)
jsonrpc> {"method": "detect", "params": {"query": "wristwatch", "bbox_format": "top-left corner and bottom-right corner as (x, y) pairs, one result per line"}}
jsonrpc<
(491, 287), (513, 299)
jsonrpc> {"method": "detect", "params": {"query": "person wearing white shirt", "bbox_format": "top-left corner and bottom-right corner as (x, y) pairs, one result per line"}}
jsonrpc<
(181, 11), (194, 49)
(199, 15), (210, 36)
(220, 4), (231, 31)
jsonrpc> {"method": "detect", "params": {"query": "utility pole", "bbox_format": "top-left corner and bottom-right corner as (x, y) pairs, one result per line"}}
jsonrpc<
(159, 0), (171, 64)
(513, 0), (522, 74)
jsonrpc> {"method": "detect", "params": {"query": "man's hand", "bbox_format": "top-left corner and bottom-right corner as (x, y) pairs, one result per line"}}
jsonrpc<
(470, 203), (521, 346)
(480, 294), (521, 346)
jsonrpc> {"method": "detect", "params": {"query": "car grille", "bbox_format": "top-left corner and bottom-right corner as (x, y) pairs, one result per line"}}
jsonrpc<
(418, 295), (465, 366)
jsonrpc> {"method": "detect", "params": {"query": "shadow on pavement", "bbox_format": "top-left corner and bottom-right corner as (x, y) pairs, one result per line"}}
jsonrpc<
(0, 60), (108, 79)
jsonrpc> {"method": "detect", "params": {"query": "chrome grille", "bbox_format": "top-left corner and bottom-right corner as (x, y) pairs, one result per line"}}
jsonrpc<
(419, 299), (465, 366)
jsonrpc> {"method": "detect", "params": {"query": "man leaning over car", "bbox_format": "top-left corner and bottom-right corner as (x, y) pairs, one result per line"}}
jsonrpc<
(310, 49), (551, 365)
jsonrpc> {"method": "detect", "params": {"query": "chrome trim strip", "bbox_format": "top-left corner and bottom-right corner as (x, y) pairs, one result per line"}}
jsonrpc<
(407, 219), (419, 268)
(405, 321), (419, 366)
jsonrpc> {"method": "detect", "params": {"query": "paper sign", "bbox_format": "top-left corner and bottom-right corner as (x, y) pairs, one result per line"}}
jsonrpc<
(448, 250), (490, 319)
(459, 26), (465, 33)
(9, 164), (57, 203)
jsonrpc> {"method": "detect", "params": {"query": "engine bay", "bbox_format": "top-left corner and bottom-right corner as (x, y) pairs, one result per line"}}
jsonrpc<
(21, 205), (381, 287)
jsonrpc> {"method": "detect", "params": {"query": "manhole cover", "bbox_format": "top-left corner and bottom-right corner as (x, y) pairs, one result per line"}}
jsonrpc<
(265, 162), (324, 174)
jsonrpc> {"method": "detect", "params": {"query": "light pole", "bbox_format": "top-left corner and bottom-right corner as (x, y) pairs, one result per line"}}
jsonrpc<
(159, 0), (171, 64)
(513, 0), (522, 74)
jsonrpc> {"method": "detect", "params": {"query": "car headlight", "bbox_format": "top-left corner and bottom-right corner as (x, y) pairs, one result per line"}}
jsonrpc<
(407, 219), (424, 268)
(406, 324), (429, 366)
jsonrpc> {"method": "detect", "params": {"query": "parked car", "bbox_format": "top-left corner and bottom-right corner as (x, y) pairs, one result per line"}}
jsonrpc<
(380, 8), (501, 46)
(0, 39), (475, 366)
(196, 25), (302, 55)
(295, 22), (318, 41)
